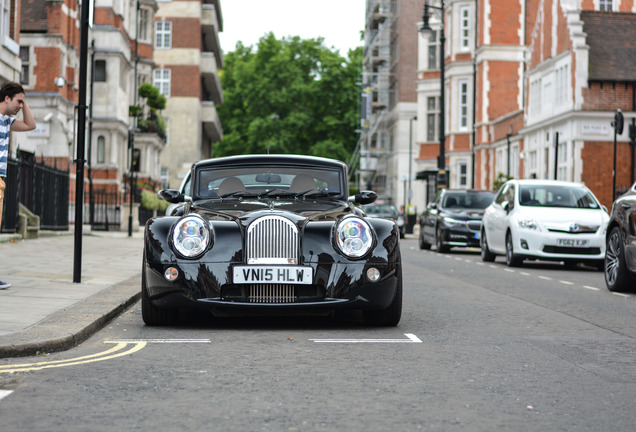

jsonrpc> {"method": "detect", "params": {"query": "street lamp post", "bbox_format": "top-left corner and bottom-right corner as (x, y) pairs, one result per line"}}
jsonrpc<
(408, 115), (417, 207)
(420, 1), (447, 189)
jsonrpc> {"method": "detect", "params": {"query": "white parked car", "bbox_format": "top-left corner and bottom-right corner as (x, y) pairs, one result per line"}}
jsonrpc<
(480, 179), (609, 268)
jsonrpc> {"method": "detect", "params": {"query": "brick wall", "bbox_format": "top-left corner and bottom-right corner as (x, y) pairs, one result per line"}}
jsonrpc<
(582, 83), (636, 111)
(581, 141), (634, 208)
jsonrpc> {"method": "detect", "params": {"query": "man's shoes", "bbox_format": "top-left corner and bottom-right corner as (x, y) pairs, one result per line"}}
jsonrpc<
(0, 280), (11, 289)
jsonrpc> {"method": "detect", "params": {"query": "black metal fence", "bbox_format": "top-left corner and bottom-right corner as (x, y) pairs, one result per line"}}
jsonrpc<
(90, 190), (121, 231)
(1, 156), (70, 233)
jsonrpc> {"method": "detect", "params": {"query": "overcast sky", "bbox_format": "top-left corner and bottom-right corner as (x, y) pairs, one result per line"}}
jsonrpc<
(219, 0), (366, 55)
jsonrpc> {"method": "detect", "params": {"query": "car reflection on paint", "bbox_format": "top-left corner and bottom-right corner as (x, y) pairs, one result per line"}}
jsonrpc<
(418, 189), (495, 252)
(362, 203), (405, 238)
(604, 182), (636, 292)
(142, 154), (403, 327)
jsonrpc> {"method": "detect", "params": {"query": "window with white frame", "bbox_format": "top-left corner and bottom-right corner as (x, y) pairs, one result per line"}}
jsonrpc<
(139, 8), (149, 42)
(426, 96), (439, 142)
(459, 80), (469, 130)
(459, 6), (471, 51)
(427, 31), (439, 70)
(97, 136), (106, 164)
(155, 21), (172, 49)
(496, 148), (505, 175)
(457, 161), (468, 187)
(599, 0), (613, 11)
(153, 69), (171, 97)
(555, 64), (569, 107)
(19, 46), (29, 85)
(528, 150), (537, 179)
(530, 78), (542, 117)
(0, 0), (15, 52)
(511, 146), (519, 178)
(557, 141), (567, 180)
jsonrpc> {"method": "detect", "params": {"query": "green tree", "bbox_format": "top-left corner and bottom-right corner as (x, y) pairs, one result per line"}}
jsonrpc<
(216, 33), (362, 161)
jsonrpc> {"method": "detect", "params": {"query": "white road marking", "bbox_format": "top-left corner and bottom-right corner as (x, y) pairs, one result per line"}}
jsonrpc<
(583, 286), (600, 291)
(520, 272), (530, 276)
(539, 276), (552, 280)
(559, 280), (574, 285)
(0, 390), (13, 401)
(504, 269), (515, 273)
(104, 339), (211, 344)
(309, 333), (422, 344)
(612, 293), (631, 299)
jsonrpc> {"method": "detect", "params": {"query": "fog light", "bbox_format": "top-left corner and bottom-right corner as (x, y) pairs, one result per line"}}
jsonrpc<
(520, 239), (529, 250)
(366, 267), (381, 282)
(164, 267), (179, 281)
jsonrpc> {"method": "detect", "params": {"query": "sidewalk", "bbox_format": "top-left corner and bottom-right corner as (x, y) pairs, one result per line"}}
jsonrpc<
(0, 230), (144, 358)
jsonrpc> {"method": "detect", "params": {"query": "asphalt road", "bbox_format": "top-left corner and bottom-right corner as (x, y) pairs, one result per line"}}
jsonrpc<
(1, 238), (635, 431)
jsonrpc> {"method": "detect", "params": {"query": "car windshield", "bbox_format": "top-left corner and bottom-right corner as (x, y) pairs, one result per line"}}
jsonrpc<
(442, 192), (495, 210)
(519, 185), (601, 209)
(195, 166), (343, 199)
(364, 205), (398, 217)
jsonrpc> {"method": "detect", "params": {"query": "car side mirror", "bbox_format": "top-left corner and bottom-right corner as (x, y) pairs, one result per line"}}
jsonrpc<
(502, 201), (510, 213)
(350, 190), (378, 205)
(429, 202), (438, 210)
(158, 189), (185, 203)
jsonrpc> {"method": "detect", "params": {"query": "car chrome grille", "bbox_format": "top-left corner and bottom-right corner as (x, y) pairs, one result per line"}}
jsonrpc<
(466, 221), (481, 231)
(246, 215), (299, 264)
(249, 284), (296, 303)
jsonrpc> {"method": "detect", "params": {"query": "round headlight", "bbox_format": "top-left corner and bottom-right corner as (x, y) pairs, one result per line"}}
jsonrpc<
(336, 217), (374, 258)
(171, 215), (211, 258)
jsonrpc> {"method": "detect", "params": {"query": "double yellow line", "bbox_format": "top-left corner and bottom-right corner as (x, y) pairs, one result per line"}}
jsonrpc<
(0, 342), (146, 373)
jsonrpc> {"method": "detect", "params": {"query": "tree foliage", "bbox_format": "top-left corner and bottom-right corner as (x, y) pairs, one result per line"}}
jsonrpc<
(216, 33), (362, 162)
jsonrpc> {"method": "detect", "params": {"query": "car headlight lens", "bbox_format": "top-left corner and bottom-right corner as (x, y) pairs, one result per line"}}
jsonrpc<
(336, 217), (374, 258)
(443, 217), (465, 227)
(172, 215), (211, 258)
(517, 218), (539, 230)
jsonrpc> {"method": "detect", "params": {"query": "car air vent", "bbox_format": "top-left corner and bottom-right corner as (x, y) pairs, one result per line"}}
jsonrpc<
(246, 215), (299, 264)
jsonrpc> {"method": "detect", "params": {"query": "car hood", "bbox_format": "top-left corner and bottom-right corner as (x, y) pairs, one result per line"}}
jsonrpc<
(442, 208), (486, 220)
(191, 198), (353, 225)
(514, 206), (609, 230)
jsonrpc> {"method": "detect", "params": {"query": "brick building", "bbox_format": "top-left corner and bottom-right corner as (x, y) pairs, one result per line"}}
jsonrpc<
(360, 0), (426, 218)
(415, 0), (636, 209)
(154, 0), (224, 189)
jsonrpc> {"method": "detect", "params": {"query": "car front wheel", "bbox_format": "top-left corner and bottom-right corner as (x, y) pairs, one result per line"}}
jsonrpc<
(363, 264), (402, 326)
(480, 231), (496, 262)
(436, 226), (450, 253)
(505, 232), (523, 267)
(141, 261), (179, 326)
(605, 227), (632, 292)
(419, 230), (431, 250)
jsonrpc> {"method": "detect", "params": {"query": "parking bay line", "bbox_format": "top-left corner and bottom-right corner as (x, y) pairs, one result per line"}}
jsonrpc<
(0, 390), (13, 401)
(309, 333), (422, 343)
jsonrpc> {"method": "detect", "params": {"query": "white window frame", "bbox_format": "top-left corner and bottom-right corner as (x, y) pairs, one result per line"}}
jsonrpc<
(459, 6), (471, 52)
(426, 96), (439, 142)
(458, 79), (469, 130)
(155, 21), (172, 49)
(457, 161), (468, 187)
(153, 68), (171, 97)
(599, 0), (614, 11)
(139, 8), (150, 42)
(427, 30), (439, 70)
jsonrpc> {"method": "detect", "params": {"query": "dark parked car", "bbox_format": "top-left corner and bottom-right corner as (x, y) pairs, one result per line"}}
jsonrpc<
(605, 183), (636, 292)
(143, 155), (403, 326)
(362, 203), (405, 238)
(419, 189), (495, 252)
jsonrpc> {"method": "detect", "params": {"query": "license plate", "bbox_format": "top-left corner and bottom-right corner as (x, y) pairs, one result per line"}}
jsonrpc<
(233, 266), (313, 285)
(556, 238), (589, 247)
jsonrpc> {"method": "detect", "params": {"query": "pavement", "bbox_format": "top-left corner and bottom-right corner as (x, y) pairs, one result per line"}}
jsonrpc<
(0, 229), (144, 358)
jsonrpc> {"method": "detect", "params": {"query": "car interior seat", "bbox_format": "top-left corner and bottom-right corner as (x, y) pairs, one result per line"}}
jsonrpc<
(289, 174), (318, 193)
(217, 177), (246, 196)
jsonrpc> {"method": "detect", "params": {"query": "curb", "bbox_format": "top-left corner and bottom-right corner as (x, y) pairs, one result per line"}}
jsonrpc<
(0, 276), (141, 359)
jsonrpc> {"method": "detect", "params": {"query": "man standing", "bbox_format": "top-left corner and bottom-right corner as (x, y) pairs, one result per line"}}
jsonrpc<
(0, 82), (36, 289)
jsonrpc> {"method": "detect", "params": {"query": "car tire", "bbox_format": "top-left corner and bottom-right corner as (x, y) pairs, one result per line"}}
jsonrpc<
(605, 227), (632, 292)
(505, 232), (523, 267)
(141, 261), (179, 326)
(363, 264), (402, 327)
(436, 226), (450, 253)
(419, 230), (431, 250)
(480, 230), (496, 262)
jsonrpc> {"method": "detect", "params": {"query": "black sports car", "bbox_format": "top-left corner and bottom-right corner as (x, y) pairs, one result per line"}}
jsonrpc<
(419, 189), (495, 252)
(604, 182), (636, 292)
(142, 155), (402, 326)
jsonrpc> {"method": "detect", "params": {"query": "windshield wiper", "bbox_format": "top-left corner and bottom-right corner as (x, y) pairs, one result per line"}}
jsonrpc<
(295, 190), (340, 198)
